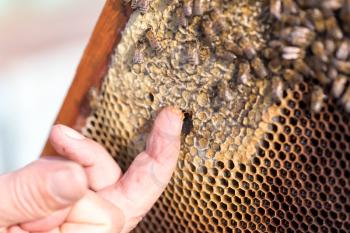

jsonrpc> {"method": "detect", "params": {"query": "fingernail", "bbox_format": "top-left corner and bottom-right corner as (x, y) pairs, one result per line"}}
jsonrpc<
(48, 165), (87, 203)
(59, 125), (85, 140)
(163, 107), (184, 135)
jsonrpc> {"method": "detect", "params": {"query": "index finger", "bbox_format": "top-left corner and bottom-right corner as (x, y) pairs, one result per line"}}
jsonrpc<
(99, 107), (183, 232)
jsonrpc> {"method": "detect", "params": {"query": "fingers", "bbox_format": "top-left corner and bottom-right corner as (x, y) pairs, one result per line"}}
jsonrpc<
(99, 107), (183, 232)
(28, 192), (124, 233)
(20, 208), (70, 232)
(61, 191), (125, 233)
(0, 158), (87, 228)
(49, 125), (122, 191)
(7, 226), (28, 233)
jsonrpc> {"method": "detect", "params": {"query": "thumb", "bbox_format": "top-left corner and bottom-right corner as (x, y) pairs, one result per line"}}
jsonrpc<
(0, 157), (88, 227)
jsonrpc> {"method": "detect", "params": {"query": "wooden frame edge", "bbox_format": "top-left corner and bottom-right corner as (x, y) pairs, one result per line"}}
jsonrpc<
(42, 0), (131, 155)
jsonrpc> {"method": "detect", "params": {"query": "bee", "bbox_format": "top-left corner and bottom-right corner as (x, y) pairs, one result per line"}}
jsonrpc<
(311, 41), (328, 63)
(193, 0), (207, 16)
(311, 86), (326, 113)
(183, 0), (193, 17)
(283, 69), (303, 85)
(334, 59), (350, 75)
(336, 40), (350, 60)
(176, 8), (188, 28)
(321, 0), (343, 10)
(136, 0), (150, 14)
(251, 57), (268, 79)
(186, 43), (200, 65)
(280, 27), (293, 39)
(209, 9), (227, 33)
(341, 86), (350, 112)
(289, 27), (314, 47)
(131, 0), (149, 13)
(271, 76), (284, 103)
(208, 0), (222, 11)
(308, 55), (327, 74)
(145, 28), (162, 52)
(325, 38), (336, 55)
(239, 37), (257, 60)
(270, 0), (282, 19)
(131, 0), (138, 9)
(280, 14), (304, 26)
(328, 66), (338, 80)
(224, 41), (244, 57)
(340, 0), (350, 33)
(297, 11), (315, 30)
(293, 59), (315, 77)
(282, 46), (305, 60)
(308, 9), (325, 33)
(216, 81), (234, 102)
(325, 16), (343, 40)
(332, 75), (348, 98)
(201, 19), (217, 45)
(282, 0), (298, 14)
(263, 47), (279, 59)
(215, 46), (236, 62)
(132, 43), (145, 64)
(298, 11), (312, 28)
(268, 58), (282, 74)
(238, 62), (252, 85)
(268, 40), (284, 49)
(315, 70), (331, 86)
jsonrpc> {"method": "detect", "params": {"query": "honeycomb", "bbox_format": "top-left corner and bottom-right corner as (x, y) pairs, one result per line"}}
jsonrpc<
(81, 0), (350, 232)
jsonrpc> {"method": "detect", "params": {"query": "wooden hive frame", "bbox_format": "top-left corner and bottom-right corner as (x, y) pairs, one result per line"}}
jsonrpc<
(43, 0), (131, 155)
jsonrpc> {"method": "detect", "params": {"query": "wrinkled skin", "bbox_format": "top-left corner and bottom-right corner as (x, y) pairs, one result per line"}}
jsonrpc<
(0, 107), (183, 233)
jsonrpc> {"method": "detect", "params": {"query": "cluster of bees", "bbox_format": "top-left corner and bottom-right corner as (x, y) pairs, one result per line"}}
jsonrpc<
(134, 1), (271, 91)
(184, 2), (271, 86)
(132, 28), (162, 64)
(131, 0), (283, 111)
(268, 0), (350, 113)
(132, 0), (214, 65)
(131, 0), (350, 114)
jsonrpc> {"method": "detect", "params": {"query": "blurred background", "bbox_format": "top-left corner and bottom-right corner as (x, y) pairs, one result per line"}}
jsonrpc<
(0, 0), (104, 173)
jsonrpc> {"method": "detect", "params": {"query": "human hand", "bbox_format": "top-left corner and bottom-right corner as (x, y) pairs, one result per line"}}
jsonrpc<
(0, 107), (183, 233)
